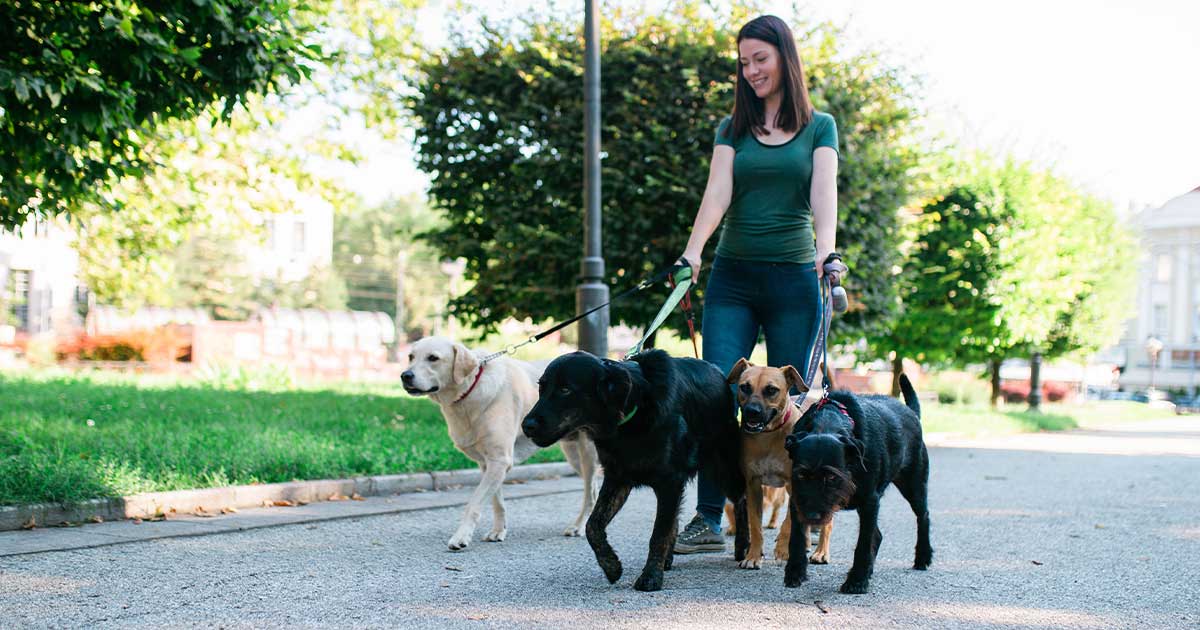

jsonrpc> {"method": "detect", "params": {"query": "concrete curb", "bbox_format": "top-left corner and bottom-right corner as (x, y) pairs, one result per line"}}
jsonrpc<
(0, 462), (575, 532)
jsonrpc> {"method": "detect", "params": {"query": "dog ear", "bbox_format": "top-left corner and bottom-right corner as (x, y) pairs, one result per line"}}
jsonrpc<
(599, 359), (634, 411)
(784, 431), (807, 451)
(452, 343), (479, 383)
(840, 433), (868, 474)
(725, 357), (752, 385)
(781, 364), (809, 395)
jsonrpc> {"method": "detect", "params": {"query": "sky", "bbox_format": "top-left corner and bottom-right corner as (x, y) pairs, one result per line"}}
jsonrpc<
(345, 0), (1199, 211)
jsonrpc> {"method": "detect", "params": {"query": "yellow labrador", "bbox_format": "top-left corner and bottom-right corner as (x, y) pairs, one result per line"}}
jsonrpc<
(402, 336), (600, 551)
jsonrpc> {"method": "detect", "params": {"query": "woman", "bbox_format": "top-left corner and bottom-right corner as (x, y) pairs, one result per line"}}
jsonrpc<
(673, 14), (840, 554)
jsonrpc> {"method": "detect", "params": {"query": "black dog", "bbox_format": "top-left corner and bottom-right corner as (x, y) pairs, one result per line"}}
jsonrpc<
(521, 349), (748, 592)
(782, 374), (932, 593)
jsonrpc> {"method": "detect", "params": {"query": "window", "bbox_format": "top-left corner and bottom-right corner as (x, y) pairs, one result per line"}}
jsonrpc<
(5, 269), (31, 330)
(292, 221), (306, 255)
(1153, 304), (1169, 338)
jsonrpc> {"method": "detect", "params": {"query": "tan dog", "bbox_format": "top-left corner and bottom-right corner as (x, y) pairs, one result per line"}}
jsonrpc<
(402, 336), (600, 551)
(723, 485), (788, 533)
(726, 358), (833, 569)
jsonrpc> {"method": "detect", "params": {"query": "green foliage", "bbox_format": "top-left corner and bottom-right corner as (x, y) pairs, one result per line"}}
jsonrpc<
(169, 228), (259, 321)
(407, 10), (923, 339)
(878, 155), (1136, 401)
(0, 0), (323, 227)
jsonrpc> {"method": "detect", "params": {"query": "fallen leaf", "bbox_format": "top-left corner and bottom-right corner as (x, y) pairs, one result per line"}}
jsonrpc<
(815, 600), (830, 614)
(1031, 560), (1043, 566)
(21, 516), (36, 530)
(221, 507), (238, 515)
(328, 493), (348, 501)
(1068, 534), (1081, 539)
(1094, 524), (1106, 529)
(351, 493), (366, 501)
(444, 566), (463, 572)
(89, 515), (104, 524)
(297, 499), (310, 506)
(193, 507), (212, 518)
(439, 581), (451, 588)
(466, 614), (487, 621)
(984, 475), (1007, 481)
(272, 500), (295, 507)
(132, 518), (143, 525)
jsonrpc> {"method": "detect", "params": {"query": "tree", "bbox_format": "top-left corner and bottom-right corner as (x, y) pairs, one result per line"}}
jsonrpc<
(67, 0), (423, 310)
(879, 155), (1135, 403)
(407, 9), (923, 340)
(333, 195), (446, 336)
(0, 0), (323, 227)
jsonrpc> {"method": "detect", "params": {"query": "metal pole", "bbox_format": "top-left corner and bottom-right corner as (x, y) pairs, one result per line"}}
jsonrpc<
(576, 0), (609, 357)
(1028, 351), (1042, 412)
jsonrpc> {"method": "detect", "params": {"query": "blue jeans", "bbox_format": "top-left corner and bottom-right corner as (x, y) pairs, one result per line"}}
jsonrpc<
(694, 256), (821, 533)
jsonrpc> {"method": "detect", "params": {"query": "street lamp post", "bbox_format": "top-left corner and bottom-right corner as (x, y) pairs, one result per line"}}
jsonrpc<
(575, 0), (609, 357)
(1145, 336), (1164, 394)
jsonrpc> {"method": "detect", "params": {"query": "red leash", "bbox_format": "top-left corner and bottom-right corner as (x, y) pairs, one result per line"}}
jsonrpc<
(668, 272), (700, 358)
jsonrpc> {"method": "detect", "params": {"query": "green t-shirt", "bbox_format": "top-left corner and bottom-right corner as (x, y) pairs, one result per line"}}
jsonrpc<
(713, 111), (839, 264)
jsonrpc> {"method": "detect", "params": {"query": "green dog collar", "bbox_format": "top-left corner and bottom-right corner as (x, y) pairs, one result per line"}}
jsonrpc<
(618, 405), (638, 425)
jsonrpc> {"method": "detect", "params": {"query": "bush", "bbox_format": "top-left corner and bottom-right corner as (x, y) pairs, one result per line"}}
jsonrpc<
(925, 371), (991, 405)
(56, 326), (191, 364)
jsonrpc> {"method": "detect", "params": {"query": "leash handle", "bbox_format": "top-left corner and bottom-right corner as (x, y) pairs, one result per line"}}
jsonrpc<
(625, 264), (694, 359)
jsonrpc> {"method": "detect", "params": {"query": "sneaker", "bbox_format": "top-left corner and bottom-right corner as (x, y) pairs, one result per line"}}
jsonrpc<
(674, 513), (726, 554)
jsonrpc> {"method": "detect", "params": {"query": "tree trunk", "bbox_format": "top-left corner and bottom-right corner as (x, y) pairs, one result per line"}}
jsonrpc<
(989, 357), (1003, 407)
(891, 355), (904, 397)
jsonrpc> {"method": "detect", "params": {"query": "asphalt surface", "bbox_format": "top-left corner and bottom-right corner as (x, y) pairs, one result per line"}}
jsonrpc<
(2, 419), (1198, 629)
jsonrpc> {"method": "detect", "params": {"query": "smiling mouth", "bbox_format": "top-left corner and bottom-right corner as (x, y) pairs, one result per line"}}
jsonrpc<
(403, 385), (439, 395)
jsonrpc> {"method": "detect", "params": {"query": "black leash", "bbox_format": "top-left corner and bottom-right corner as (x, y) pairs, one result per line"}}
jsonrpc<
(802, 253), (849, 394)
(479, 265), (679, 363)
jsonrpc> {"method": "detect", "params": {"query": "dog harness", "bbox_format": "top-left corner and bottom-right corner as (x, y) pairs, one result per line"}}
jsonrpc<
(453, 363), (486, 404)
(813, 396), (854, 429)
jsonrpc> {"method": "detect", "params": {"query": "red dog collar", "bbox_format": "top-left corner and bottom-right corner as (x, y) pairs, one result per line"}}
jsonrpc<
(814, 396), (854, 429)
(453, 363), (486, 404)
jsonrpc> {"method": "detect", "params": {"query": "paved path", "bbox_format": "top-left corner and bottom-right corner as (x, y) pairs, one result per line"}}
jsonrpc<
(2, 419), (1198, 629)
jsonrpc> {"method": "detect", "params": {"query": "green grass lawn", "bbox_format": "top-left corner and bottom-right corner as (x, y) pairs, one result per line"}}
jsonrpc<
(0, 369), (563, 506)
(920, 399), (1179, 436)
(0, 368), (1182, 506)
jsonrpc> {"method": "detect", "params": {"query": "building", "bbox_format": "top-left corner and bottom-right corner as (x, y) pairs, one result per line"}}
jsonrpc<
(1113, 187), (1200, 393)
(0, 217), (83, 335)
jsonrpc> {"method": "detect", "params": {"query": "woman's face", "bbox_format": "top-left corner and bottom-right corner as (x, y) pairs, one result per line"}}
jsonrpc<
(738, 38), (781, 100)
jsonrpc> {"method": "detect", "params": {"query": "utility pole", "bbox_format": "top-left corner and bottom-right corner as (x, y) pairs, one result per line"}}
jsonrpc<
(576, 0), (609, 357)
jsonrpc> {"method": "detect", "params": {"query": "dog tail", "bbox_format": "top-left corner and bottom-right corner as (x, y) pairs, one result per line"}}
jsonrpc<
(899, 373), (921, 418)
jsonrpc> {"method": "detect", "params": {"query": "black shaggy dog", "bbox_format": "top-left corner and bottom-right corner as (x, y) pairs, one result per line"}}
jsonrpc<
(521, 349), (748, 592)
(782, 374), (932, 593)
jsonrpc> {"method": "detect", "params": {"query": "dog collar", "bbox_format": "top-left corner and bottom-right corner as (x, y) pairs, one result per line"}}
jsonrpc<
(757, 402), (796, 433)
(617, 405), (638, 425)
(453, 363), (486, 404)
(814, 396), (854, 428)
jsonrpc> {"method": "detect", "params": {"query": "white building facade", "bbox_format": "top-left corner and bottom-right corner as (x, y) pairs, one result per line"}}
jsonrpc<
(1115, 188), (1200, 393)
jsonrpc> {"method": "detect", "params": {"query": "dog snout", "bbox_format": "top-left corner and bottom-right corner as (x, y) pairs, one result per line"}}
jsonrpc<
(521, 414), (540, 437)
(401, 370), (415, 385)
(742, 402), (765, 420)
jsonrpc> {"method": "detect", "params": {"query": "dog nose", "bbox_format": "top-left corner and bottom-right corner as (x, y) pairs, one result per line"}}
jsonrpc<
(521, 415), (539, 436)
(401, 370), (414, 385)
(743, 403), (764, 419)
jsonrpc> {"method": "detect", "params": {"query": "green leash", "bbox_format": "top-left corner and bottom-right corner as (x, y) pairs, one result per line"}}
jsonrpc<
(624, 265), (694, 360)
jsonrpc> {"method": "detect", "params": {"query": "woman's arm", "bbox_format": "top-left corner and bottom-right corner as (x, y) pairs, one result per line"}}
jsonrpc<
(810, 146), (838, 277)
(679, 144), (736, 281)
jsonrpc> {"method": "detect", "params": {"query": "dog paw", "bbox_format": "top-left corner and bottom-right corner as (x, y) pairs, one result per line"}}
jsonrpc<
(809, 550), (829, 565)
(783, 573), (807, 588)
(447, 536), (471, 551)
(482, 528), (506, 542)
(722, 525), (736, 536)
(633, 571), (663, 592)
(738, 554), (763, 570)
(773, 545), (790, 562)
(598, 556), (623, 584)
(914, 548), (933, 570)
(839, 576), (870, 594)
(562, 524), (583, 537)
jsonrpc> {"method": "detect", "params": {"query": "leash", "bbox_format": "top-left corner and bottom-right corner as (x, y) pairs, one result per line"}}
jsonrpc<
(802, 254), (850, 394)
(477, 265), (678, 364)
(624, 264), (696, 359)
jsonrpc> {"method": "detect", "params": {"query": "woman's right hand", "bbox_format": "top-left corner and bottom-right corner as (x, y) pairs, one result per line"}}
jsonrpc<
(676, 253), (701, 284)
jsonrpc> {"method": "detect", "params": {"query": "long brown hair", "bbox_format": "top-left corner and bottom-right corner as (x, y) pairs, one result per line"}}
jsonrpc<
(727, 15), (814, 142)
